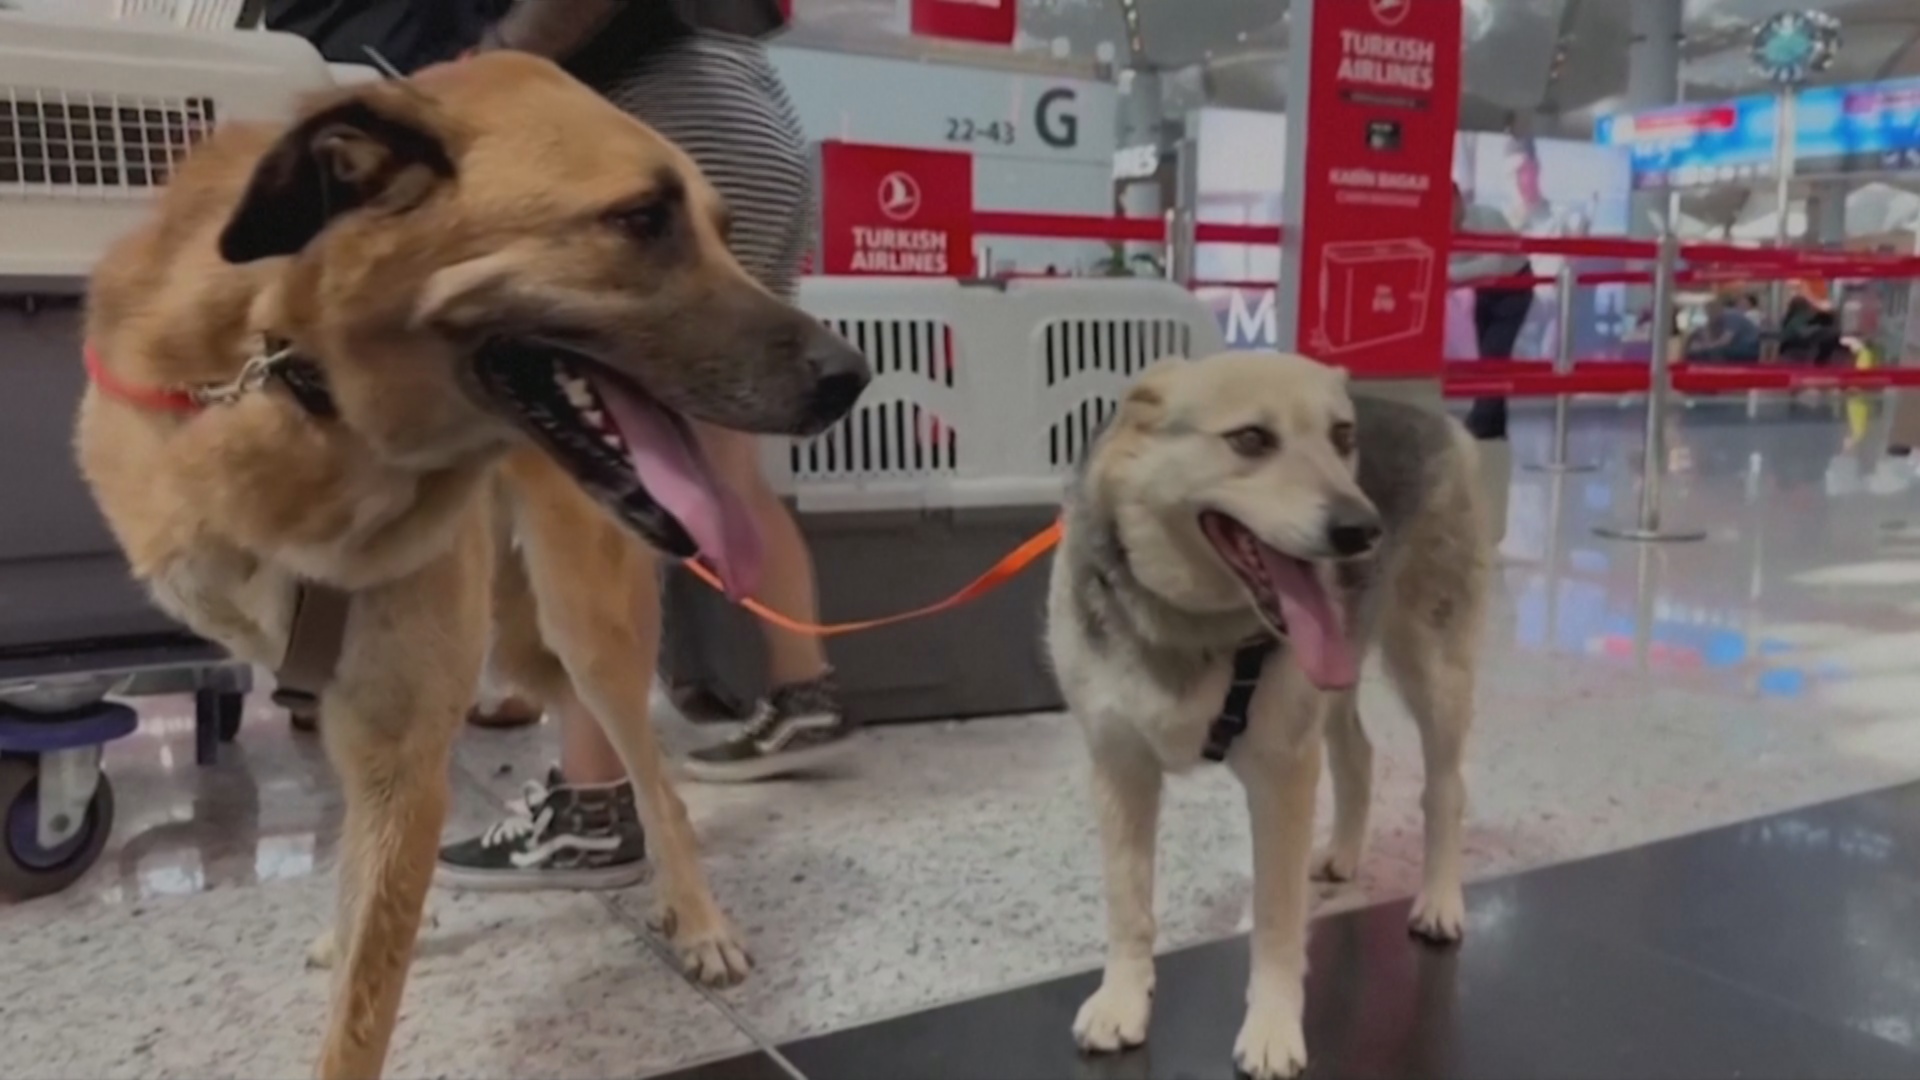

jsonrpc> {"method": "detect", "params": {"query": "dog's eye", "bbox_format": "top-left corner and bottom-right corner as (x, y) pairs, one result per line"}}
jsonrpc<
(612, 200), (674, 242)
(1224, 425), (1279, 458)
(1330, 421), (1357, 457)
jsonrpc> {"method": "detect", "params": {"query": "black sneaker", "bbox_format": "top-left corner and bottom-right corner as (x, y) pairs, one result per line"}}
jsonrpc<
(682, 670), (855, 783)
(436, 767), (647, 891)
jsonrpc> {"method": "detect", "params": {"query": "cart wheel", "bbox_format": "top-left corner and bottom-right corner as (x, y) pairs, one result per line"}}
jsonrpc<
(0, 758), (115, 902)
(215, 692), (243, 742)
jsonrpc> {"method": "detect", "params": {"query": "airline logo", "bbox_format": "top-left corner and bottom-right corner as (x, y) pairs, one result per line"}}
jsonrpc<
(878, 171), (923, 222)
(1370, 0), (1411, 29)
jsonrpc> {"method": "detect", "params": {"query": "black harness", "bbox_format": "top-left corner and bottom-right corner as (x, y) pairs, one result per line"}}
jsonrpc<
(1202, 637), (1278, 763)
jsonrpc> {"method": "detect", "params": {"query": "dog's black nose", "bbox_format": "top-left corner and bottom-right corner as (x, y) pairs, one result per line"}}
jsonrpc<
(802, 326), (871, 428)
(1325, 501), (1383, 557)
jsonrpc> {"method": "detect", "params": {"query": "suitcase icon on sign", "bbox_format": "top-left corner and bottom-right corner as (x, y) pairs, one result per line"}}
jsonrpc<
(1312, 239), (1435, 355)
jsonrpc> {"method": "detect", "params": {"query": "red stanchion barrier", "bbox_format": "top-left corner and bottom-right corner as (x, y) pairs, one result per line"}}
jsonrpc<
(948, 212), (1920, 286)
(1192, 222), (1286, 245)
(1671, 364), (1920, 395)
(1442, 365), (1651, 400)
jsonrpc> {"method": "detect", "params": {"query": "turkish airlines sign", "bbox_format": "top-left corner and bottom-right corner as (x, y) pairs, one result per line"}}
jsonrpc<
(910, 0), (1017, 46)
(817, 141), (976, 277)
(1275, 0), (1463, 378)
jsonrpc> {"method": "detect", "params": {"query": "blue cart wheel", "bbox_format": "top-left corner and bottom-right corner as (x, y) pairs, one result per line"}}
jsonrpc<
(0, 758), (115, 901)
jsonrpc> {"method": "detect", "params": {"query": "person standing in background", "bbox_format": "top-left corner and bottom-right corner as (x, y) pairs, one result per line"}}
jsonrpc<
(437, 0), (860, 893)
(262, 0), (494, 72)
(1449, 182), (1533, 441)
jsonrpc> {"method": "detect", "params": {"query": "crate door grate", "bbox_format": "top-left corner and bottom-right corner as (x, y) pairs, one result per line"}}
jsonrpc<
(790, 317), (957, 481)
(0, 86), (215, 196)
(1042, 317), (1191, 469)
(113, 0), (247, 29)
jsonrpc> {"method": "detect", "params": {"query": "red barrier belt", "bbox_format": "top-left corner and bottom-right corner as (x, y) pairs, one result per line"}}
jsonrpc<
(1443, 366), (1651, 399)
(1192, 222), (1286, 245)
(1671, 365), (1920, 394)
(954, 213), (1920, 278)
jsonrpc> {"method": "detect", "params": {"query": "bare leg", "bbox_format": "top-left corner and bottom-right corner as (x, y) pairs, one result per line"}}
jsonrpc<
(1311, 694), (1371, 883)
(1072, 730), (1163, 1053)
(558, 696), (627, 785)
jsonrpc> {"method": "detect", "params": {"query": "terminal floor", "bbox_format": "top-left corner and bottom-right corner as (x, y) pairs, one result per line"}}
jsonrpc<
(9, 402), (1920, 1078)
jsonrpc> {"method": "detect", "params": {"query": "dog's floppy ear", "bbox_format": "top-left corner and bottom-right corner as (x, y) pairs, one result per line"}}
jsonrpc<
(1118, 358), (1186, 431)
(218, 88), (457, 264)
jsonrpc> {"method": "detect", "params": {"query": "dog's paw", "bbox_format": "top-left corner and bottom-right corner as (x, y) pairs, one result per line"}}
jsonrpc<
(1409, 886), (1467, 945)
(651, 902), (752, 986)
(1072, 980), (1153, 1053)
(305, 928), (337, 971)
(1233, 1007), (1308, 1079)
(1310, 844), (1360, 883)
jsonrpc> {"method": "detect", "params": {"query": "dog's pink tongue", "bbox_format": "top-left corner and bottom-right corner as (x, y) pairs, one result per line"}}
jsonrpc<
(588, 375), (764, 601)
(1260, 552), (1358, 691)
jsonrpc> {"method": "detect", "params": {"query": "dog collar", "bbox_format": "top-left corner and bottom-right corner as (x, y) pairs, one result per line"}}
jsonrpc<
(84, 339), (337, 420)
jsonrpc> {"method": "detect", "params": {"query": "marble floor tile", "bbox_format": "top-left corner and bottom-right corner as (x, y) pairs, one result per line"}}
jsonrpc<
(1, 871), (751, 1079)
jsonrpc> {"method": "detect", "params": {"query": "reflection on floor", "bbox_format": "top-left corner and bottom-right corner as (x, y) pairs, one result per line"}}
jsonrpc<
(7, 402), (1920, 1078)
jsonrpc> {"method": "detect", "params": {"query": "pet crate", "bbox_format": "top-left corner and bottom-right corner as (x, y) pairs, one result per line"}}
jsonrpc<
(659, 277), (1228, 724)
(0, 12), (333, 811)
(0, 10), (329, 281)
(111, 0), (247, 30)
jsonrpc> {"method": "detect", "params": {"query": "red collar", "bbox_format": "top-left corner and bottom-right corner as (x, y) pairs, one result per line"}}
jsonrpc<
(83, 344), (204, 415)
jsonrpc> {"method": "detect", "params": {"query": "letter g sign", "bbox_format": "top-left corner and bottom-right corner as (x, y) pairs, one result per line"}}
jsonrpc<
(1035, 87), (1079, 149)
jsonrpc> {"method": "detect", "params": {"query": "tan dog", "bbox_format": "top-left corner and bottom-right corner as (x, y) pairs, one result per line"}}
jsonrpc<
(76, 54), (868, 1079)
(1048, 352), (1486, 1077)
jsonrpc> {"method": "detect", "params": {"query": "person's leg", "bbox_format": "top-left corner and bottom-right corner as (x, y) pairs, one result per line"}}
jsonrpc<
(437, 524), (648, 892)
(682, 426), (856, 784)
(1467, 287), (1531, 440)
(1465, 289), (1505, 440)
(438, 691), (649, 892)
(560, 695), (629, 785)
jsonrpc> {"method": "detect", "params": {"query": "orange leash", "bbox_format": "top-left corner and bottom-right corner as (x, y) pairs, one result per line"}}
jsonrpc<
(682, 519), (1063, 638)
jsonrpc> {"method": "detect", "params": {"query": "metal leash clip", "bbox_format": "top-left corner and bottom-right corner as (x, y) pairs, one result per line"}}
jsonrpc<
(189, 346), (296, 408)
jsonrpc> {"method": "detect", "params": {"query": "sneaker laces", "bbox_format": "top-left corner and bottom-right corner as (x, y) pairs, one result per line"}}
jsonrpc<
(480, 779), (556, 849)
(739, 699), (783, 742)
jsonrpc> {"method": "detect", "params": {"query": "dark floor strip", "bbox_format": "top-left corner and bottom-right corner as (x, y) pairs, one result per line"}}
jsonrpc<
(658, 782), (1920, 1080)
(646, 1050), (795, 1080)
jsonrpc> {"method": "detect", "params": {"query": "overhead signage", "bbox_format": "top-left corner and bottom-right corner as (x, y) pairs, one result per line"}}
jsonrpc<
(1597, 74), (1920, 188)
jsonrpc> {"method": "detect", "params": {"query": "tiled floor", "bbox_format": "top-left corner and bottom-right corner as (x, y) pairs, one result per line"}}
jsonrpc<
(7, 402), (1920, 1078)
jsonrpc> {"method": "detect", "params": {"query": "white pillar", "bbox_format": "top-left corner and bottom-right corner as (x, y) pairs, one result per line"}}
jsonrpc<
(1808, 178), (1850, 248)
(1627, 0), (1684, 237)
(1117, 67), (1166, 270)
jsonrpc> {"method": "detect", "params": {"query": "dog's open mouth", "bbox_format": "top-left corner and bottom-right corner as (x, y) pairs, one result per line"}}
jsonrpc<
(1197, 511), (1357, 691)
(472, 342), (763, 600)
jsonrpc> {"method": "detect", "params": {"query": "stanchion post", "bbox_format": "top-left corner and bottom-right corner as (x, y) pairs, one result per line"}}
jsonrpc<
(1595, 232), (1708, 543)
(1165, 208), (1195, 286)
(1526, 261), (1599, 474)
(1161, 208), (1178, 282)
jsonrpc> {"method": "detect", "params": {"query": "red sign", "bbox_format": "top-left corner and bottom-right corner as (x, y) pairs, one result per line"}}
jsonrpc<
(1276, 0), (1463, 378)
(817, 141), (975, 278)
(910, 0), (1017, 46)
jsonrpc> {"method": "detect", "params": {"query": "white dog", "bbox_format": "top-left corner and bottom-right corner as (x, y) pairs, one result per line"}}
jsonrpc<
(1047, 352), (1489, 1077)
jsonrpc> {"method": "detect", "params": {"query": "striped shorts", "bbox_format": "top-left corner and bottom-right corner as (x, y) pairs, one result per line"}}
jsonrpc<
(599, 35), (813, 301)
